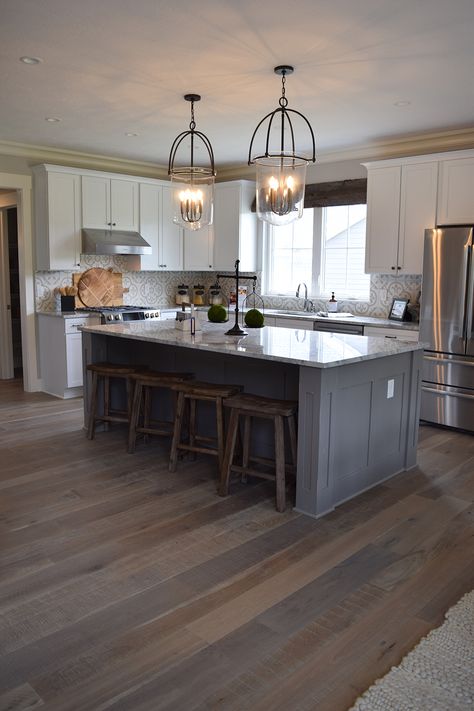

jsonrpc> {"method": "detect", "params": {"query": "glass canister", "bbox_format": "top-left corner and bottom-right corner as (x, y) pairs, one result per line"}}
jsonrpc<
(192, 284), (206, 306)
(175, 283), (190, 306)
(208, 282), (223, 305)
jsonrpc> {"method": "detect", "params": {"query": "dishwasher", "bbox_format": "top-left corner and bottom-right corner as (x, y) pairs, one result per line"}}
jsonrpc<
(313, 320), (364, 335)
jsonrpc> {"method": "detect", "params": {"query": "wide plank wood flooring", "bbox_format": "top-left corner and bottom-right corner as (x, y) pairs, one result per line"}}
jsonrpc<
(0, 378), (473, 710)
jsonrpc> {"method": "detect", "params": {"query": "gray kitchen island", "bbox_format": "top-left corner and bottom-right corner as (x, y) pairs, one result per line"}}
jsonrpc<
(81, 320), (423, 518)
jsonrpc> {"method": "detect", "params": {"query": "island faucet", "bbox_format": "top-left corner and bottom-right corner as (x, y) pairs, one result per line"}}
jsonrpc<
(296, 282), (314, 312)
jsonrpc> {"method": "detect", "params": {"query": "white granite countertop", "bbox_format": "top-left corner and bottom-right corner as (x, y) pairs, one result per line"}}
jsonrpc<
(38, 307), (419, 330)
(81, 320), (423, 369)
(36, 310), (98, 319)
(160, 307), (420, 331)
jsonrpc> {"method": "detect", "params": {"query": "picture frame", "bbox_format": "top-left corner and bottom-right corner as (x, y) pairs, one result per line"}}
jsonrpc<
(388, 297), (409, 321)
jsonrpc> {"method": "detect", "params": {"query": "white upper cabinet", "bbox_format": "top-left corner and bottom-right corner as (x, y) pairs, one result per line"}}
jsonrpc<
(82, 176), (139, 231)
(364, 159), (438, 274)
(33, 166), (82, 270)
(398, 162), (438, 273)
(213, 180), (257, 272)
(365, 166), (401, 274)
(184, 225), (214, 271)
(139, 184), (183, 271)
(437, 157), (474, 225)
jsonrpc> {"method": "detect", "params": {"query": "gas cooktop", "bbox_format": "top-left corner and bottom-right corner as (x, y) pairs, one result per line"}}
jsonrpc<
(76, 305), (160, 322)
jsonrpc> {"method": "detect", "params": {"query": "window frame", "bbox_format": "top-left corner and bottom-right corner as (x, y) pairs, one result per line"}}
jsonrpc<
(262, 204), (370, 301)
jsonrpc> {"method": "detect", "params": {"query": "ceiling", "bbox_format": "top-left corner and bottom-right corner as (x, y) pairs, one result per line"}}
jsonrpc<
(1, 0), (474, 171)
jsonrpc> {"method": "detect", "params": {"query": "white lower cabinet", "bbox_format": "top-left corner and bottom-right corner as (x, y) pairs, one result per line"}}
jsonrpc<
(364, 326), (419, 341)
(38, 314), (101, 398)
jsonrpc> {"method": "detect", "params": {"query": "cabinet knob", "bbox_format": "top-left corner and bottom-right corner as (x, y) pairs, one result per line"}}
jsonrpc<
(112, 222), (116, 227)
(209, 265), (212, 269)
(107, 222), (111, 226)
(391, 266), (396, 270)
(163, 264), (167, 268)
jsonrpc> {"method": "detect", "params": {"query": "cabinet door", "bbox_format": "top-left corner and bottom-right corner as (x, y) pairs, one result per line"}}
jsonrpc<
(161, 185), (184, 270)
(398, 162), (438, 274)
(82, 176), (110, 228)
(139, 184), (161, 271)
(110, 180), (139, 231)
(365, 166), (401, 274)
(47, 172), (81, 269)
(184, 225), (214, 271)
(213, 184), (240, 271)
(213, 182), (257, 272)
(437, 158), (474, 224)
(66, 332), (84, 387)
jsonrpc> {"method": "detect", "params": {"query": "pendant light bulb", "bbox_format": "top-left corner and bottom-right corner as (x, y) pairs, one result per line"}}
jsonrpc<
(168, 94), (216, 231)
(248, 66), (316, 227)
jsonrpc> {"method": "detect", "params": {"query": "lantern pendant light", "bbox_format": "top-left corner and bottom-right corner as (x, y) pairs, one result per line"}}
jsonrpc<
(248, 66), (316, 226)
(168, 94), (216, 231)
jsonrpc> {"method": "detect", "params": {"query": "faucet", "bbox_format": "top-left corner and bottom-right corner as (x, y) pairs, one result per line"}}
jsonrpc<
(296, 282), (314, 312)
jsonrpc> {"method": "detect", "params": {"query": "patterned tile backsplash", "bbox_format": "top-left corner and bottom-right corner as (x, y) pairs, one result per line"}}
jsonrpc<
(35, 255), (422, 320)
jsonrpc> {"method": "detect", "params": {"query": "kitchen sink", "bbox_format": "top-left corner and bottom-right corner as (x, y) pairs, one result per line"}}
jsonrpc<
(270, 310), (315, 316)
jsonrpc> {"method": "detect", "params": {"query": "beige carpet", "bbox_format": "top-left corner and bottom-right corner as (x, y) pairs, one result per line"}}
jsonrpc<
(348, 590), (474, 710)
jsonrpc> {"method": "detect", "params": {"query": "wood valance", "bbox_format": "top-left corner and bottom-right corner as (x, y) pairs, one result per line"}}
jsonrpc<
(250, 178), (367, 212)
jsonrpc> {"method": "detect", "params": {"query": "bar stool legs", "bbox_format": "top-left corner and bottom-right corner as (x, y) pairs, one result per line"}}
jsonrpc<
(86, 363), (137, 440)
(219, 394), (298, 513)
(168, 382), (243, 473)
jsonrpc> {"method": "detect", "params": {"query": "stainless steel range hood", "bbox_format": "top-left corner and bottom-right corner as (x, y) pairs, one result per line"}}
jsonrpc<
(81, 228), (152, 256)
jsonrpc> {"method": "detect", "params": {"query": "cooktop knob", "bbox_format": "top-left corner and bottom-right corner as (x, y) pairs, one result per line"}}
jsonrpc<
(114, 314), (120, 320)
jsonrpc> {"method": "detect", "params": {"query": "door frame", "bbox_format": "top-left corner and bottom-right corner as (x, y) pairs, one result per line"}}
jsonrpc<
(0, 174), (39, 391)
(0, 200), (16, 378)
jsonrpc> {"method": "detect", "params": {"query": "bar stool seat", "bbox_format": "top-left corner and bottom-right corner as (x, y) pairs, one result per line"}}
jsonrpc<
(169, 381), (243, 473)
(219, 393), (298, 512)
(127, 370), (193, 453)
(86, 362), (138, 440)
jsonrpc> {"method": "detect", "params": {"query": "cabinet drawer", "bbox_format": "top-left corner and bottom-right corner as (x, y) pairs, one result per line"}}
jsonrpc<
(364, 326), (419, 341)
(65, 317), (100, 333)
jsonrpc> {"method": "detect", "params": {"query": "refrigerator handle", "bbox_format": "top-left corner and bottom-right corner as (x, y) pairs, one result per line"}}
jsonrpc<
(465, 245), (474, 346)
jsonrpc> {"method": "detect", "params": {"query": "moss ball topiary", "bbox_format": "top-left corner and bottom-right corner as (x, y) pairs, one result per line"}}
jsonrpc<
(207, 305), (227, 323)
(244, 308), (264, 328)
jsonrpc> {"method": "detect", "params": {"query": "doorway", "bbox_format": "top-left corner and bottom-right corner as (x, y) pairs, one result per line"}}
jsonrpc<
(0, 195), (22, 380)
(0, 172), (38, 391)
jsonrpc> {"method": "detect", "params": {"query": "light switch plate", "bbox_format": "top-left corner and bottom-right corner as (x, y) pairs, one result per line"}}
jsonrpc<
(387, 378), (394, 399)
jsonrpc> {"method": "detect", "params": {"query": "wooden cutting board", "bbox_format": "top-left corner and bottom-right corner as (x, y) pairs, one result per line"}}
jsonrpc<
(73, 268), (129, 308)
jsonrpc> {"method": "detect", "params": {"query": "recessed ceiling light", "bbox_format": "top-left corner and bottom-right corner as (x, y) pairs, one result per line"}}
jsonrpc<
(45, 117), (62, 122)
(394, 100), (411, 107)
(20, 56), (43, 65)
(125, 132), (139, 137)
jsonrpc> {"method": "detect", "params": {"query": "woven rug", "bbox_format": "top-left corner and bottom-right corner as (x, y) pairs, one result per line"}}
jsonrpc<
(348, 590), (474, 710)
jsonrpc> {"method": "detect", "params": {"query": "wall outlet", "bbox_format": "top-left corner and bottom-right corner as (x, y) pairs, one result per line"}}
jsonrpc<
(387, 378), (394, 399)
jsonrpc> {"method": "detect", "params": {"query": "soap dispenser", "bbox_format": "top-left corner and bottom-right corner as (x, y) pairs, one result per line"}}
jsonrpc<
(327, 292), (338, 313)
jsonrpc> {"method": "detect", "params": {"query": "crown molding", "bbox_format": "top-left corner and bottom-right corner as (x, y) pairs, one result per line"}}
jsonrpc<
(0, 140), (169, 178)
(217, 126), (474, 180)
(2, 126), (474, 182)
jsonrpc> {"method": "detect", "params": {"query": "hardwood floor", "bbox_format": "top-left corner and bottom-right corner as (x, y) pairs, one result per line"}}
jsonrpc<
(0, 378), (473, 711)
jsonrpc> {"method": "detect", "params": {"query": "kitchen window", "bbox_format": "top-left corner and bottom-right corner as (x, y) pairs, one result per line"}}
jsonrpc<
(263, 203), (370, 300)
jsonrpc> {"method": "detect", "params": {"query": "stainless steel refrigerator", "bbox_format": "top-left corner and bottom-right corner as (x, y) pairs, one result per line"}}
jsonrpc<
(420, 226), (474, 431)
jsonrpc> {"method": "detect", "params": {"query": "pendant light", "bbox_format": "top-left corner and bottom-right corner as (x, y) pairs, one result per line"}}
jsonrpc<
(248, 66), (316, 226)
(168, 94), (216, 231)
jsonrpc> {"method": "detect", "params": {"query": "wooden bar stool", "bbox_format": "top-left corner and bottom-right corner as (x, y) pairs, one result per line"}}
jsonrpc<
(169, 381), (243, 473)
(86, 363), (138, 440)
(127, 370), (193, 453)
(219, 393), (298, 512)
